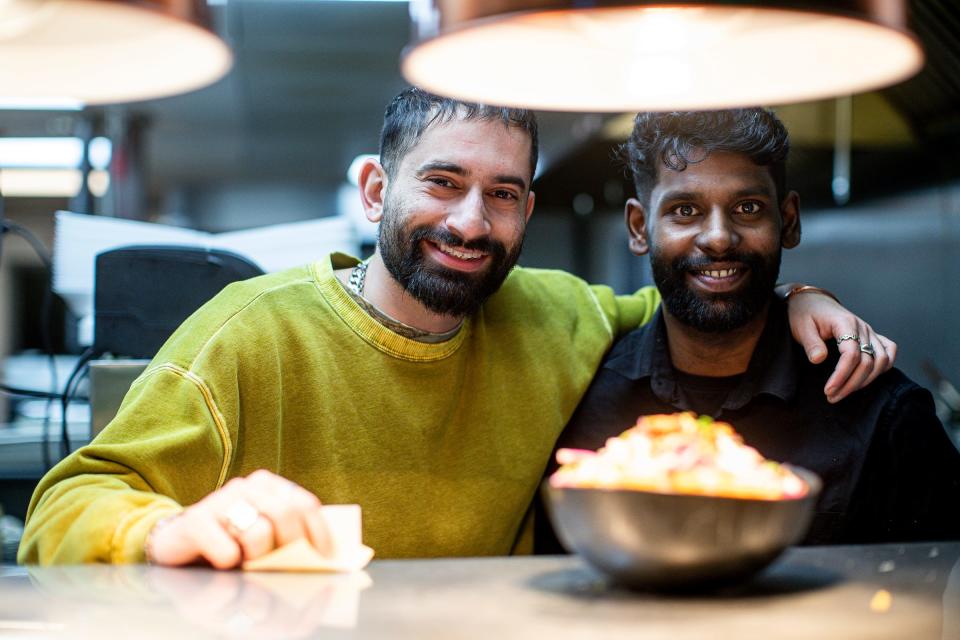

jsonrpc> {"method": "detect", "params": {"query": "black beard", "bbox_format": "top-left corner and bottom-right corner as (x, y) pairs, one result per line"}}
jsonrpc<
(650, 249), (781, 332)
(378, 211), (523, 317)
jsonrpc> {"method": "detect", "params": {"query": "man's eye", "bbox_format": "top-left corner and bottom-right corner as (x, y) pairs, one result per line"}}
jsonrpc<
(736, 201), (762, 215)
(491, 189), (518, 201)
(671, 204), (697, 216)
(427, 177), (454, 188)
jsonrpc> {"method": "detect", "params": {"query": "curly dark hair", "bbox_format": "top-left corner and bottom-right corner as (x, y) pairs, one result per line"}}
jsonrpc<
(379, 87), (539, 181)
(622, 109), (790, 204)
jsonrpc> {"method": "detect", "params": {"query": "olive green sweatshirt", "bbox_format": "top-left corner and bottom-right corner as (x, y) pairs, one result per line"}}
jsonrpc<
(19, 254), (659, 564)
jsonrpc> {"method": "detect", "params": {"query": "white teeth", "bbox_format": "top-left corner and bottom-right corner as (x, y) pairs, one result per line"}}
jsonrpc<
(436, 242), (486, 260)
(699, 268), (739, 278)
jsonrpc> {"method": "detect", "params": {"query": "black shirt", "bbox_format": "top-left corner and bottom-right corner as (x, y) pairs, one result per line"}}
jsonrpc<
(537, 300), (960, 551)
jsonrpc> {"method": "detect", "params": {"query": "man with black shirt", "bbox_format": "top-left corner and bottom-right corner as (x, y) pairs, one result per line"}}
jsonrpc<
(547, 109), (960, 546)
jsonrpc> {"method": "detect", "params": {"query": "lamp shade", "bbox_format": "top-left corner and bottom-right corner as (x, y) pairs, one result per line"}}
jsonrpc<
(0, 0), (233, 106)
(402, 0), (924, 111)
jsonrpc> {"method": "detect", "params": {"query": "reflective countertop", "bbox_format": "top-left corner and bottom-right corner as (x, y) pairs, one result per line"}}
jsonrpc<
(1, 542), (958, 639)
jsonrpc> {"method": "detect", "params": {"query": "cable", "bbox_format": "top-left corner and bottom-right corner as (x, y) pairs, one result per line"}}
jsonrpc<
(42, 395), (53, 471)
(1, 217), (61, 468)
(0, 190), (6, 279)
(0, 383), (87, 401)
(0, 220), (53, 269)
(60, 347), (97, 459)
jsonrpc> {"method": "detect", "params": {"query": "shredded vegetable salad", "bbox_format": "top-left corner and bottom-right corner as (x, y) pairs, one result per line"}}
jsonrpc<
(551, 413), (807, 500)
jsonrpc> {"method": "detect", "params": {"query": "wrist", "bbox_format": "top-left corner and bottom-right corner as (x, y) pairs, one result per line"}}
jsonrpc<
(780, 284), (840, 305)
(144, 513), (181, 565)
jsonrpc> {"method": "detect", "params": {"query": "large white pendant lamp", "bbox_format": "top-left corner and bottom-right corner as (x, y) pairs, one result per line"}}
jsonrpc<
(0, 0), (232, 106)
(402, 1), (924, 111)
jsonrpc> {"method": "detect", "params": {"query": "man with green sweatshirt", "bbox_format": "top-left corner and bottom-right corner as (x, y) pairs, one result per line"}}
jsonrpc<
(19, 89), (893, 567)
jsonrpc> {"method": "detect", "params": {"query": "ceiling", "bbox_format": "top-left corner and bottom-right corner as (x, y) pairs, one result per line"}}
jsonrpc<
(132, 1), (594, 201)
(2, 0), (959, 219)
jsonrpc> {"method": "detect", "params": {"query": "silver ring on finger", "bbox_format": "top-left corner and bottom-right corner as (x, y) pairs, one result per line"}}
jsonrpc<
(836, 334), (859, 346)
(224, 500), (260, 537)
(859, 342), (876, 357)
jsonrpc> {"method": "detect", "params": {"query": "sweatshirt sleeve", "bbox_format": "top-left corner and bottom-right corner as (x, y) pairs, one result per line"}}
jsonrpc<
(18, 365), (232, 565)
(588, 284), (661, 338)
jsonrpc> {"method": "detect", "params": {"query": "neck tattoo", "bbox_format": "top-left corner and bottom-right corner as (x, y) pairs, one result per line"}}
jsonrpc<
(342, 258), (462, 343)
(349, 260), (369, 296)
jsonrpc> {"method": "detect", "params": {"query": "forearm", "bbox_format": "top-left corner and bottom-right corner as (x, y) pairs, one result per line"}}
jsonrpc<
(19, 472), (183, 565)
(19, 367), (232, 565)
(604, 285), (662, 337)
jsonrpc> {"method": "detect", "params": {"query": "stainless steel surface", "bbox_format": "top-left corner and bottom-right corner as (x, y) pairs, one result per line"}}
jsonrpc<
(543, 469), (822, 589)
(88, 360), (150, 437)
(1, 543), (958, 639)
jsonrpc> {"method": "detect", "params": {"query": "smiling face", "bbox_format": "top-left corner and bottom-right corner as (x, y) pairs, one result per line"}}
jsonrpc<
(626, 150), (800, 332)
(375, 115), (535, 317)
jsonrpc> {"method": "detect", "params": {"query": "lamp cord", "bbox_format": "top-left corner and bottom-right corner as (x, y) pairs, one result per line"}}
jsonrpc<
(0, 213), (65, 469)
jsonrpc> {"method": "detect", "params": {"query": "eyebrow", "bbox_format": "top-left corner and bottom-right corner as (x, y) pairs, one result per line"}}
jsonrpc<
(416, 161), (528, 191)
(416, 161), (465, 177)
(660, 186), (774, 202)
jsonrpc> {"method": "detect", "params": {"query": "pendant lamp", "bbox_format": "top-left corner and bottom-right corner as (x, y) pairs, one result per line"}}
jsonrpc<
(402, 0), (924, 111)
(0, 0), (232, 106)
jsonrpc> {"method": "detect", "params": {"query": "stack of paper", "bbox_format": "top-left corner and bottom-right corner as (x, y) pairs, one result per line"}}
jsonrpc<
(52, 211), (360, 344)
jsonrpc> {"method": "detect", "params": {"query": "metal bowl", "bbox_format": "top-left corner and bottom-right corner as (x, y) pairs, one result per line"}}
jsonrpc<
(542, 467), (821, 590)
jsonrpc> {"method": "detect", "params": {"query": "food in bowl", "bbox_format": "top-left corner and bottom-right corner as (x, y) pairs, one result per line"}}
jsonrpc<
(550, 412), (807, 500)
(543, 412), (821, 589)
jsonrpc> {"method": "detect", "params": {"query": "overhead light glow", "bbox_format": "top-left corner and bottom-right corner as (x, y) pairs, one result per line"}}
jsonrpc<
(0, 0), (232, 105)
(403, 2), (924, 111)
(0, 97), (85, 111)
(0, 168), (110, 198)
(0, 137), (112, 170)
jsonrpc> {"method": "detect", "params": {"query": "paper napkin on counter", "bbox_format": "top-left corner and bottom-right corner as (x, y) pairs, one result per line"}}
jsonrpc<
(243, 504), (374, 573)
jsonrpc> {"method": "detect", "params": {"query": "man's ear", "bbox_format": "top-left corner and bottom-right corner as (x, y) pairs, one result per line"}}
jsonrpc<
(780, 190), (801, 249)
(358, 158), (388, 223)
(625, 198), (650, 256)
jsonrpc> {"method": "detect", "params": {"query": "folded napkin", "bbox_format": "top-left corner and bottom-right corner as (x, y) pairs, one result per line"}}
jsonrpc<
(243, 504), (374, 573)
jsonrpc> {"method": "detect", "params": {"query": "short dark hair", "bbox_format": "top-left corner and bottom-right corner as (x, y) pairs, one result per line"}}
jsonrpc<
(623, 109), (790, 205)
(379, 87), (539, 182)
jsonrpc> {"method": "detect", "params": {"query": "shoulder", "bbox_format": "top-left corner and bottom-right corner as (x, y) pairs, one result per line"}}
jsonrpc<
(869, 368), (939, 424)
(569, 324), (654, 409)
(185, 263), (320, 331)
(600, 321), (658, 375)
(151, 263), (320, 367)
(497, 266), (594, 298)
(607, 322), (656, 358)
(487, 266), (608, 319)
(210, 263), (319, 309)
(795, 338), (921, 402)
(808, 350), (931, 408)
(805, 353), (939, 432)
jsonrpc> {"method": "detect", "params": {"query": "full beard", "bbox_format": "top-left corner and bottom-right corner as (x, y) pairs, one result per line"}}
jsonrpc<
(650, 249), (781, 333)
(378, 209), (523, 318)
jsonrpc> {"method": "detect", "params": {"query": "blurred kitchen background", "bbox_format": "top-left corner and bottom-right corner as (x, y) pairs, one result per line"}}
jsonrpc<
(1, 0), (959, 527)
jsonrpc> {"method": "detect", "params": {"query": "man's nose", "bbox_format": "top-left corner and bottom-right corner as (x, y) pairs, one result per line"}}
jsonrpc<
(695, 209), (739, 255)
(445, 189), (490, 242)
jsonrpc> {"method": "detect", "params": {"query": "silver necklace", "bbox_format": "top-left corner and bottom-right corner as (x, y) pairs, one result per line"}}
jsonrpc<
(349, 260), (369, 296)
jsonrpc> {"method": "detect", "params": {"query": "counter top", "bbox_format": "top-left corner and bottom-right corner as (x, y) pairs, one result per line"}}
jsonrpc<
(2, 542), (958, 639)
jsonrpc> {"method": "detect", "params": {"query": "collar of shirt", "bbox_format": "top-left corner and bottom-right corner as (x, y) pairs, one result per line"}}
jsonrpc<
(603, 297), (799, 412)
